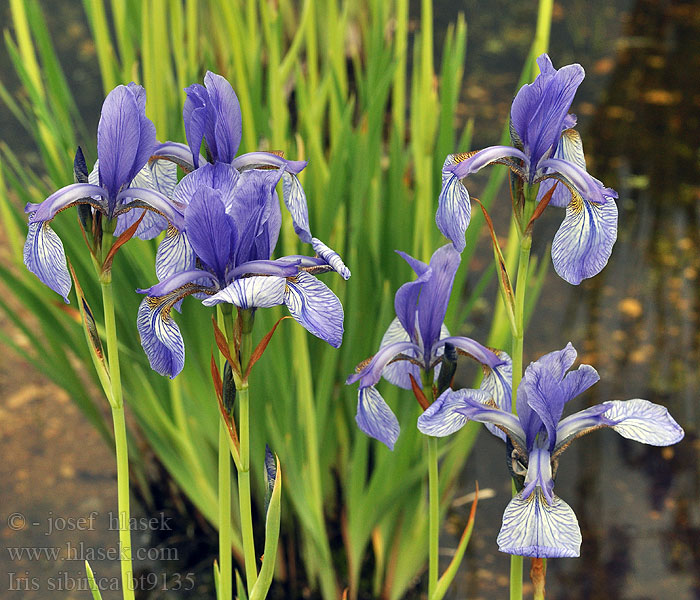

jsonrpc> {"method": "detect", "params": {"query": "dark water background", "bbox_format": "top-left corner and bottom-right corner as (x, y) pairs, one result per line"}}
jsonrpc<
(1, 0), (698, 598)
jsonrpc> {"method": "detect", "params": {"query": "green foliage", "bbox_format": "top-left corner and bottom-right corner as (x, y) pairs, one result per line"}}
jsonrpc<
(0, 1), (546, 598)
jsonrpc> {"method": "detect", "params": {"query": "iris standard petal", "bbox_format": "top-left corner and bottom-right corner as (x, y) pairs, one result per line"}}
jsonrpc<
(510, 55), (585, 170)
(394, 266), (432, 341)
(395, 250), (429, 277)
(127, 83), (158, 186)
(497, 490), (582, 558)
(201, 276), (286, 308)
(284, 272), (344, 348)
(184, 187), (237, 280)
(183, 83), (209, 168)
(516, 382), (545, 451)
(172, 162), (240, 211)
(155, 228), (197, 283)
(204, 71), (242, 163)
(522, 357), (599, 450)
(24, 217), (72, 303)
(522, 349), (585, 448)
(551, 186), (618, 285)
(228, 168), (284, 260)
(436, 154), (471, 252)
(534, 342), (577, 381)
(418, 388), (492, 437)
(311, 238), (351, 280)
(137, 296), (186, 379)
(355, 386), (400, 450)
(97, 85), (155, 205)
(417, 244), (461, 356)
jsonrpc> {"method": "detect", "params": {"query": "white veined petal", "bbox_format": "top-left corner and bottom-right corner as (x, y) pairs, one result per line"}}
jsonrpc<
(155, 228), (197, 282)
(149, 157), (178, 197)
(379, 317), (419, 389)
(435, 171), (470, 253)
(311, 237), (351, 280)
(24, 219), (71, 303)
(479, 351), (513, 440)
(497, 489), (581, 558)
(551, 193), (618, 285)
(284, 271), (344, 348)
(282, 172), (312, 244)
(136, 296), (185, 378)
(355, 386), (400, 450)
(604, 399), (684, 446)
(202, 276), (286, 309)
(417, 389), (483, 437)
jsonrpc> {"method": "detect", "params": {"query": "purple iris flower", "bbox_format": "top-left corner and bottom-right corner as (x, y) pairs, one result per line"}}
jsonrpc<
(436, 54), (618, 285)
(418, 343), (684, 558)
(24, 83), (182, 302)
(152, 71), (313, 245)
(346, 244), (512, 450)
(137, 162), (349, 378)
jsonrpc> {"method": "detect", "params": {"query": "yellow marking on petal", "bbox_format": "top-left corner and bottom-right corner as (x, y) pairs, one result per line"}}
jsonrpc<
(146, 283), (207, 322)
(569, 192), (584, 215)
(452, 151), (477, 164)
(355, 356), (374, 373)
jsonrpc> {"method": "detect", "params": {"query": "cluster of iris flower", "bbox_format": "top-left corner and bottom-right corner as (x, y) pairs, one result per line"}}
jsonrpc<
(347, 54), (684, 561)
(23, 54), (684, 584)
(24, 72), (350, 378)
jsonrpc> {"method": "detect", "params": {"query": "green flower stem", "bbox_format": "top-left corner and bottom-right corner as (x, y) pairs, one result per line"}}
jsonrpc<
(237, 310), (258, 593)
(215, 306), (233, 600)
(509, 185), (537, 600)
(218, 422), (233, 600)
(422, 369), (439, 599)
(100, 278), (135, 600)
(237, 384), (257, 592)
(427, 435), (439, 598)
